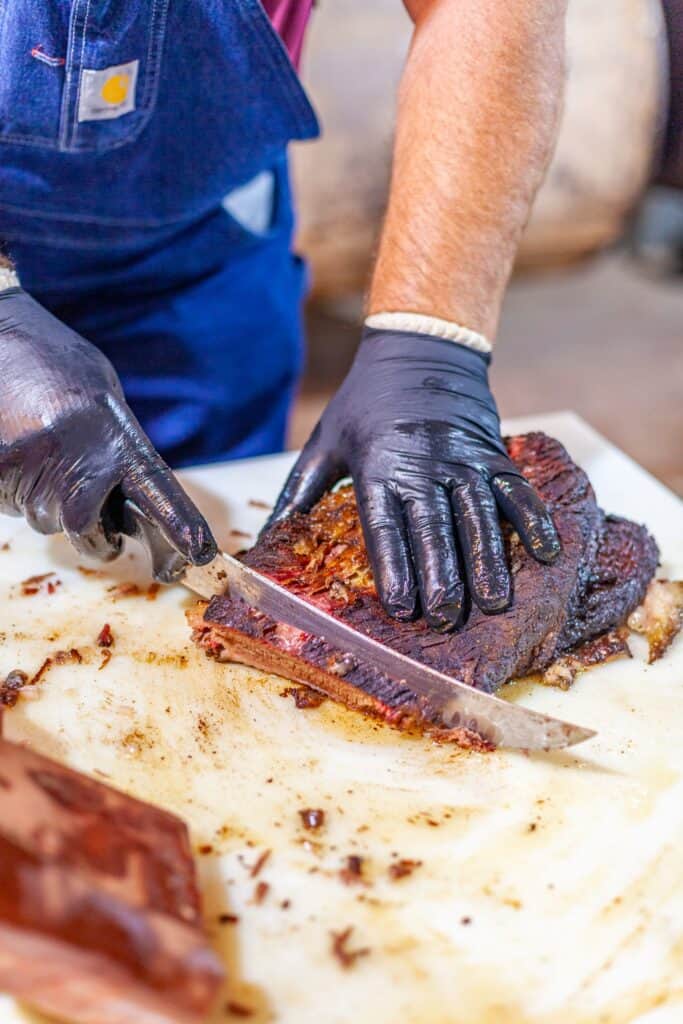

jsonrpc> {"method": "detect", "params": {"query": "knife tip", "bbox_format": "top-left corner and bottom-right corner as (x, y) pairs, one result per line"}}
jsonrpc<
(544, 723), (597, 750)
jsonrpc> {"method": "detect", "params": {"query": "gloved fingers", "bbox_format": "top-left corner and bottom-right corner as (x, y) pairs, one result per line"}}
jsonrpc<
(266, 424), (344, 529)
(9, 449), (60, 534)
(57, 463), (127, 562)
(23, 489), (61, 536)
(118, 498), (188, 583)
(451, 474), (511, 614)
(61, 502), (122, 563)
(65, 521), (122, 563)
(0, 464), (27, 518)
(355, 478), (418, 621)
(402, 487), (464, 631)
(491, 473), (560, 563)
(121, 456), (216, 571)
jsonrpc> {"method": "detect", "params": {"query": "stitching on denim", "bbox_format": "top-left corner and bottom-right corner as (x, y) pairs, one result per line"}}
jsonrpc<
(0, 196), (200, 227)
(69, 0), (93, 147)
(0, 133), (60, 148)
(59, 0), (84, 149)
(30, 46), (66, 68)
(0, 225), (165, 248)
(0, 1), (10, 57)
(141, 0), (168, 110)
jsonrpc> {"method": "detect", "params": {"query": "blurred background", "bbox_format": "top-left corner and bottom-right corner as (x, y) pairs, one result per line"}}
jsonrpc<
(288, 0), (683, 495)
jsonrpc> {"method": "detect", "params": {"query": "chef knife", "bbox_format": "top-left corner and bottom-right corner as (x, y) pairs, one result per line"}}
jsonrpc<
(183, 551), (596, 751)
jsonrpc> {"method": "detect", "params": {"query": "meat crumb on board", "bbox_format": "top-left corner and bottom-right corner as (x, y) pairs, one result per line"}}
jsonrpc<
(330, 927), (370, 969)
(2, 649), (85, 705)
(0, 670), (28, 708)
(218, 913), (240, 925)
(299, 808), (325, 830)
(96, 624), (114, 670)
(96, 623), (114, 648)
(146, 582), (161, 601)
(388, 858), (422, 881)
(339, 855), (366, 886)
(247, 499), (272, 511)
(252, 881), (269, 904)
(98, 650), (112, 671)
(31, 648), (83, 686)
(280, 685), (327, 709)
(225, 1002), (254, 1018)
(20, 572), (61, 596)
(107, 582), (141, 599)
(248, 849), (271, 877)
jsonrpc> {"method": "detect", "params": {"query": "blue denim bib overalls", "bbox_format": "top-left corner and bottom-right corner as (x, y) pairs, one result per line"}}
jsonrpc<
(0, 1), (319, 465)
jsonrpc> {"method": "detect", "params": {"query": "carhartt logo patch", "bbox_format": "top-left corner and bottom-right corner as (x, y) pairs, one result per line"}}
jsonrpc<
(78, 60), (139, 122)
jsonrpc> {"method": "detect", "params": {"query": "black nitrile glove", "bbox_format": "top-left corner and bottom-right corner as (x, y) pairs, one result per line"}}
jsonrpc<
(0, 288), (216, 581)
(270, 327), (560, 630)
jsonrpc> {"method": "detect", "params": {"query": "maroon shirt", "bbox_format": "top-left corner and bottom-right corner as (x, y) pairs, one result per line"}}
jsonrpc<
(262, 0), (314, 69)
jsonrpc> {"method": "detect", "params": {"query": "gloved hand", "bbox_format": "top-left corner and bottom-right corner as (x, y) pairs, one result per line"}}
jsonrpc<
(270, 326), (560, 631)
(0, 288), (216, 581)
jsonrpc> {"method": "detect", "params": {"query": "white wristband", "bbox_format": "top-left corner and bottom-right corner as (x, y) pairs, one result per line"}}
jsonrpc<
(365, 311), (492, 355)
(0, 267), (20, 293)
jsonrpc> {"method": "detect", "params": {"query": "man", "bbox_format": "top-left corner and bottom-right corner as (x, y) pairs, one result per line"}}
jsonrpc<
(0, 0), (565, 631)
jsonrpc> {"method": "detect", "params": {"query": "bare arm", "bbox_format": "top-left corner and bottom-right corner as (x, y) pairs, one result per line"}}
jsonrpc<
(368, 0), (567, 341)
(261, 1), (568, 625)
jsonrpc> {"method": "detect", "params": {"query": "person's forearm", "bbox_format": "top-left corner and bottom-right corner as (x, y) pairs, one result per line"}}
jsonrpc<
(368, 0), (567, 341)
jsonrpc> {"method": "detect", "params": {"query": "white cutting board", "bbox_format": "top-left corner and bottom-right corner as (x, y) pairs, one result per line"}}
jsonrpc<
(0, 412), (681, 1024)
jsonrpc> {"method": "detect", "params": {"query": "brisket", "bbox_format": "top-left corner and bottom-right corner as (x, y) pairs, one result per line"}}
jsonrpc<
(190, 433), (659, 737)
(0, 737), (223, 1023)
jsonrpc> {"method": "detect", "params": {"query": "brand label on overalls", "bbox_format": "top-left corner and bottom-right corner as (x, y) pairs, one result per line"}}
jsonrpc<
(77, 60), (139, 122)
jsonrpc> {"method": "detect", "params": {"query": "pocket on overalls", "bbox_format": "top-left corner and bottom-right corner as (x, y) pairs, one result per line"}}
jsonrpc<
(0, 0), (170, 153)
(0, 2), (69, 147)
(219, 161), (296, 248)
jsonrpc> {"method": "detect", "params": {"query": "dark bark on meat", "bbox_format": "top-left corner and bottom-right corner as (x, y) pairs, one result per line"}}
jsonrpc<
(0, 738), (223, 1023)
(190, 434), (658, 741)
(540, 628), (631, 689)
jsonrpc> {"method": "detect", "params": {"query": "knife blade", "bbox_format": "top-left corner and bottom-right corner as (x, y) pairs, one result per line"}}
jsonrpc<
(183, 552), (596, 751)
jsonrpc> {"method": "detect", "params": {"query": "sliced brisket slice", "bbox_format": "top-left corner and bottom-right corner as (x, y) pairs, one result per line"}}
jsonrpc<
(190, 433), (658, 738)
(0, 737), (224, 1024)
